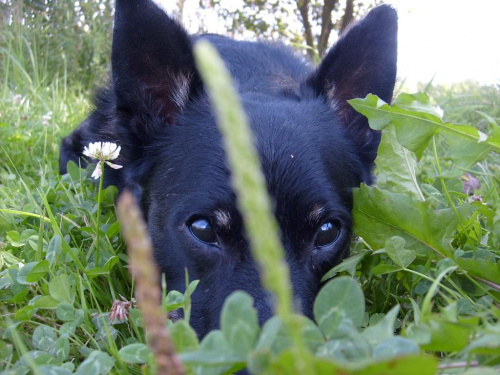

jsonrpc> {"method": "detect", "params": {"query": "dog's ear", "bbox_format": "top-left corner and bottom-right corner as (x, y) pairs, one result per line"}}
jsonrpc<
(307, 5), (397, 169)
(112, 0), (202, 142)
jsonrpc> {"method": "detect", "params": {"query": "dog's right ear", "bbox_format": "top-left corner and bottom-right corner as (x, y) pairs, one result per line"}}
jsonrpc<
(306, 5), (397, 180)
(112, 0), (202, 142)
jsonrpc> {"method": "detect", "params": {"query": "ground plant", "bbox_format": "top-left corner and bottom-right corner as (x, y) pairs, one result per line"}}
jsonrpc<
(1, 5), (500, 375)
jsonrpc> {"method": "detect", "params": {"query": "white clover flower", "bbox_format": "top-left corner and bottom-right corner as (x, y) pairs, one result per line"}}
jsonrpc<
(13, 94), (23, 105)
(42, 111), (53, 126)
(83, 141), (123, 179)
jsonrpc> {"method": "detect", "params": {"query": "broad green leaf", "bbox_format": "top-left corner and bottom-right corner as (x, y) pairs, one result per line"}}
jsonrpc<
(21, 351), (61, 366)
(349, 94), (436, 157)
(321, 251), (370, 281)
(7, 230), (23, 247)
(349, 93), (500, 164)
(252, 315), (323, 365)
(105, 221), (121, 238)
(187, 279), (200, 295)
(263, 349), (317, 375)
(409, 319), (472, 352)
(165, 290), (184, 311)
(371, 264), (402, 276)
(92, 314), (118, 344)
(375, 124), (424, 200)
(26, 260), (49, 283)
(221, 291), (259, 355)
(32, 325), (57, 352)
(14, 305), (34, 321)
(118, 343), (151, 364)
(170, 320), (199, 353)
(129, 308), (143, 328)
(300, 316), (326, 352)
(314, 276), (365, 339)
(372, 337), (420, 359)
(455, 257), (500, 284)
(52, 337), (70, 361)
(10, 282), (28, 302)
(38, 365), (73, 375)
(0, 277), (11, 290)
(0, 340), (13, 362)
(384, 236), (416, 268)
(181, 330), (245, 375)
(353, 185), (462, 257)
(316, 337), (372, 364)
(426, 319), (473, 351)
(66, 160), (81, 180)
(60, 322), (77, 338)
(49, 273), (74, 303)
(103, 185), (119, 205)
(56, 302), (76, 321)
(249, 316), (287, 373)
(20, 229), (38, 242)
(360, 306), (400, 347)
(46, 235), (62, 266)
(445, 133), (496, 169)
(392, 92), (444, 117)
(33, 295), (60, 309)
(463, 334), (500, 355)
(17, 261), (49, 284)
(74, 350), (115, 375)
(350, 354), (437, 375)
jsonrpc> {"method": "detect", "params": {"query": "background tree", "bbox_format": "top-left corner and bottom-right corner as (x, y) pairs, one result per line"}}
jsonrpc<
(196, 0), (380, 60)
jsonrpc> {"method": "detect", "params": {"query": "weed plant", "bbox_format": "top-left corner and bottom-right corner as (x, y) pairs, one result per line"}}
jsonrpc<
(1, 3), (499, 374)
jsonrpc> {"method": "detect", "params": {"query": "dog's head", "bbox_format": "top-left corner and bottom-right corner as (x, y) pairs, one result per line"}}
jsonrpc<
(76, 0), (397, 337)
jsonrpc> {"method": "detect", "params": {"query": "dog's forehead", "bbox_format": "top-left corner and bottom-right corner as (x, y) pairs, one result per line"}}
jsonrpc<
(150, 96), (359, 221)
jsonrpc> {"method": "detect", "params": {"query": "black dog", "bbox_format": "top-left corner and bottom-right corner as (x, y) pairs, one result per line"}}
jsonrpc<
(60, 0), (397, 337)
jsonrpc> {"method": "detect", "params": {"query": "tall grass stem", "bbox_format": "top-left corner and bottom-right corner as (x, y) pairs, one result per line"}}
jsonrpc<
(193, 40), (313, 373)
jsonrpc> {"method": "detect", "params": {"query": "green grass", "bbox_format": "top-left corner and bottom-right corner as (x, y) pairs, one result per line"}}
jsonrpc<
(1, 4), (500, 374)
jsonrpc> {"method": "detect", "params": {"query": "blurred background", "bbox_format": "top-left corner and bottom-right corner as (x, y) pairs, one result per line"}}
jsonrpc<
(1, 0), (499, 180)
(1, 0), (499, 92)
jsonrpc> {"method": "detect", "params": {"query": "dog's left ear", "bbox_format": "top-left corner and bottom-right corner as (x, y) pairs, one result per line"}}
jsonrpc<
(307, 5), (398, 170)
(112, 0), (202, 135)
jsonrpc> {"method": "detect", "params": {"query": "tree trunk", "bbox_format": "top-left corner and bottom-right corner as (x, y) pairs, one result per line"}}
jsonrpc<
(340, 0), (354, 33)
(296, 0), (316, 61)
(317, 0), (338, 57)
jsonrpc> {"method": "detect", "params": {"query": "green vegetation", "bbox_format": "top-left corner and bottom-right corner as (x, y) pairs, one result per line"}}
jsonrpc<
(1, 3), (500, 374)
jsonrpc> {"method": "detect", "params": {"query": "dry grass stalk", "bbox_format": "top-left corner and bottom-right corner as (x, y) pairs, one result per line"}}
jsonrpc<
(117, 190), (185, 375)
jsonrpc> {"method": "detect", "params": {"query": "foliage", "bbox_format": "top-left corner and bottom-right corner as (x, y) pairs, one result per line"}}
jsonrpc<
(1, 3), (500, 374)
(192, 0), (378, 59)
(1, 0), (113, 91)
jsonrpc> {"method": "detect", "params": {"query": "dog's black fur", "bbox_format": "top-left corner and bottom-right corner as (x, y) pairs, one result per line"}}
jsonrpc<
(60, 0), (397, 338)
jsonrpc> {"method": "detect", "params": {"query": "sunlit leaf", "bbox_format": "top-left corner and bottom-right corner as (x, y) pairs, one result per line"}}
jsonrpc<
(118, 343), (151, 364)
(314, 277), (365, 340)
(353, 185), (464, 257)
(221, 291), (259, 356)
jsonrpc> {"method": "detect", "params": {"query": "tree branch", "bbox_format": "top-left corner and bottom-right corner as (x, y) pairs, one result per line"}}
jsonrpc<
(340, 0), (354, 33)
(317, 0), (338, 57)
(296, 0), (316, 61)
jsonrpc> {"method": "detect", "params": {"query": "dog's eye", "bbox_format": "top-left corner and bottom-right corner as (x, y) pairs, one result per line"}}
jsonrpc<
(189, 218), (217, 244)
(314, 221), (340, 247)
